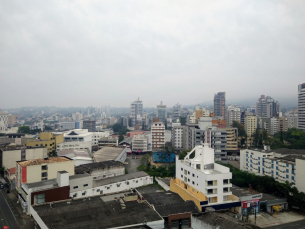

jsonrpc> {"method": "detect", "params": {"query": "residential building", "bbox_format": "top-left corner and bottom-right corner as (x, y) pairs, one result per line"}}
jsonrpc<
(258, 117), (278, 136)
(151, 122), (165, 150)
(278, 116), (288, 132)
(130, 98), (143, 127)
(240, 147), (305, 193)
(98, 136), (118, 147)
(244, 115), (257, 137)
(170, 143), (240, 211)
(0, 146), (47, 171)
(8, 114), (16, 126)
(214, 92), (226, 119)
(172, 103), (181, 123)
(26, 132), (64, 155)
(0, 110), (8, 133)
(255, 95), (281, 118)
(132, 134), (148, 152)
(83, 120), (96, 132)
(226, 105), (241, 127)
(156, 101), (167, 123)
(219, 128), (238, 151)
(56, 141), (92, 153)
(287, 114), (298, 129)
(298, 83), (305, 131)
(171, 122), (187, 150)
(72, 112), (83, 121)
(16, 157), (74, 193)
(240, 111), (246, 125)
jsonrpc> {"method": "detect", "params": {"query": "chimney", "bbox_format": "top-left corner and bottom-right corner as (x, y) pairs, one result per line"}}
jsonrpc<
(57, 171), (69, 187)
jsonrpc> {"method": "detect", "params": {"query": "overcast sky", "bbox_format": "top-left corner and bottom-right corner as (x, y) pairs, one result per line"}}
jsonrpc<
(1, 0), (304, 109)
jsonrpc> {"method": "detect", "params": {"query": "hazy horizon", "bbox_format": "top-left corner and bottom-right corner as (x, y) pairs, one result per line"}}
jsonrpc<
(1, 1), (304, 109)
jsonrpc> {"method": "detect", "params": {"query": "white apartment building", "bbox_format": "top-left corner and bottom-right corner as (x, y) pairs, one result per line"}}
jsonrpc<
(171, 123), (186, 150)
(170, 143), (240, 211)
(72, 112), (83, 121)
(132, 134), (148, 152)
(298, 83), (305, 131)
(151, 122), (165, 150)
(287, 114), (298, 128)
(226, 105), (241, 127)
(57, 141), (92, 153)
(60, 122), (76, 130)
(0, 110), (8, 133)
(240, 147), (305, 193)
(244, 115), (257, 137)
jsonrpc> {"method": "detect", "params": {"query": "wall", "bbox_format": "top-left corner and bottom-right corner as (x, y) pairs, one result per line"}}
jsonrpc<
(56, 141), (92, 153)
(27, 165), (43, 183)
(30, 206), (48, 229)
(155, 177), (170, 191)
(296, 159), (305, 193)
(91, 166), (125, 180)
(2, 149), (22, 169)
(70, 176), (93, 193)
(47, 160), (75, 179)
(191, 215), (218, 229)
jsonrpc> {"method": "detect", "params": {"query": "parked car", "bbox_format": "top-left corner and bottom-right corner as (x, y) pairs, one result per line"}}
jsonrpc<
(3, 226), (9, 229)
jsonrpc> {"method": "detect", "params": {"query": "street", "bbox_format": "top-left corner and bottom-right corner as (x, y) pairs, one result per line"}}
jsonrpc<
(0, 189), (20, 229)
(265, 219), (305, 229)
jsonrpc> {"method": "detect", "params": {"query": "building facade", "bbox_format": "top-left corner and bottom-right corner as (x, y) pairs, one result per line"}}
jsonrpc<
(172, 103), (181, 123)
(214, 92), (226, 119)
(151, 122), (165, 150)
(298, 83), (305, 131)
(171, 123), (187, 150)
(255, 95), (281, 118)
(156, 101), (167, 124)
(226, 105), (241, 127)
(0, 111), (8, 133)
(83, 120), (96, 132)
(130, 98), (143, 127)
(170, 143), (240, 211)
(244, 115), (257, 137)
(132, 134), (148, 152)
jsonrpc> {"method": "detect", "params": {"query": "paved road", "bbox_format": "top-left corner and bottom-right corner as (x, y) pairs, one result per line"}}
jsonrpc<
(265, 219), (305, 229)
(0, 189), (20, 229)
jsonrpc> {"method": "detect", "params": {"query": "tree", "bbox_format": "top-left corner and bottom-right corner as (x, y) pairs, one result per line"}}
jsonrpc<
(112, 123), (123, 133)
(18, 126), (30, 134)
(178, 149), (194, 159)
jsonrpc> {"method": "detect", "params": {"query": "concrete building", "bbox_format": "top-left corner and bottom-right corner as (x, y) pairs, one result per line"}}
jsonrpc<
(171, 122), (187, 150)
(16, 157), (75, 194)
(8, 114), (16, 126)
(287, 114), (298, 129)
(59, 122), (76, 130)
(0, 146), (47, 171)
(156, 101), (167, 124)
(240, 147), (305, 193)
(258, 117), (278, 136)
(151, 122), (165, 150)
(98, 136), (118, 147)
(244, 115), (257, 137)
(226, 105), (241, 127)
(131, 134), (148, 153)
(278, 116), (288, 133)
(170, 143), (240, 211)
(130, 98), (143, 127)
(72, 112), (82, 121)
(298, 83), (305, 131)
(83, 120), (96, 132)
(26, 132), (64, 155)
(93, 147), (127, 163)
(0, 110), (8, 133)
(219, 128), (238, 151)
(56, 141), (92, 153)
(214, 92), (226, 119)
(172, 103), (181, 123)
(255, 95), (281, 118)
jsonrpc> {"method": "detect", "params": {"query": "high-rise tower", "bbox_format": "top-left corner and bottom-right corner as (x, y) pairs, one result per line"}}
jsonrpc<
(130, 98), (143, 127)
(214, 92), (226, 119)
(156, 101), (167, 124)
(298, 84), (305, 131)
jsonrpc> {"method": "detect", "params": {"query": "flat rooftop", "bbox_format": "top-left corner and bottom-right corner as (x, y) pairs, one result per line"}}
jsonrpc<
(17, 157), (71, 167)
(33, 196), (163, 228)
(93, 147), (125, 162)
(26, 179), (57, 189)
(75, 161), (123, 174)
(93, 171), (149, 187)
(142, 191), (199, 217)
(69, 173), (91, 180)
(231, 185), (260, 197)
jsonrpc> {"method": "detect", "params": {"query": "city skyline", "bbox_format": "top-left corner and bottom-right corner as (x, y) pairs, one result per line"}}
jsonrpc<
(1, 1), (305, 108)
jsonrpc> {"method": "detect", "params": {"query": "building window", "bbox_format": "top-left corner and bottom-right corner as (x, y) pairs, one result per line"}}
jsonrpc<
(42, 165), (47, 170)
(192, 173), (194, 177)
(73, 186), (78, 189)
(83, 184), (88, 187)
(41, 172), (47, 178)
(34, 193), (45, 205)
(196, 164), (201, 170)
(82, 191), (86, 196)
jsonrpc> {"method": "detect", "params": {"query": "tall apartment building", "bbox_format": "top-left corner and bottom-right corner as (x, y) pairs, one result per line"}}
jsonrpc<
(170, 143), (240, 211)
(151, 122), (165, 151)
(132, 134), (148, 152)
(171, 123), (187, 150)
(130, 98), (143, 127)
(298, 83), (305, 131)
(72, 112), (83, 121)
(240, 148), (305, 193)
(16, 157), (75, 192)
(214, 92), (226, 119)
(258, 117), (278, 136)
(156, 101), (167, 124)
(226, 105), (241, 127)
(287, 114), (298, 129)
(172, 103), (181, 123)
(278, 117), (288, 133)
(244, 116), (257, 137)
(219, 128), (238, 151)
(83, 120), (96, 132)
(255, 95), (281, 118)
(0, 110), (8, 133)
(8, 114), (16, 126)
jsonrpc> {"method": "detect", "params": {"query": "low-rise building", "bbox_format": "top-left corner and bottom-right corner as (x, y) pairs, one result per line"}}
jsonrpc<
(240, 147), (305, 193)
(57, 149), (93, 166)
(56, 141), (92, 153)
(132, 134), (148, 153)
(59, 122), (76, 130)
(170, 143), (240, 211)
(93, 147), (127, 163)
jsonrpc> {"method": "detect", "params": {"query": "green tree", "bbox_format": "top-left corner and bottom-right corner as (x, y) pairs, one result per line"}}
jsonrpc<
(18, 126), (30, 134)
(112, 123), (123, 133)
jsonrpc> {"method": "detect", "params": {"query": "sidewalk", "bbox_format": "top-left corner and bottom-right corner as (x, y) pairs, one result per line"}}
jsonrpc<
(254, 211), (305, 228)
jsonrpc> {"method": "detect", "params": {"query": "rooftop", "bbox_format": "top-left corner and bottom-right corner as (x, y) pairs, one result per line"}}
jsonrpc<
(93, 147), (125, 162)
(69, 173), (92, 180)
(142, 191), (199, 217)
(17, 157), (71, 167)
(93, 171), (149, 187)
(1, 145), (45, 151)
(231, 185), (260, 198)
(26, 179), (57, 189)
(75, 161), (123, 174)
(119, 137), (133, 145)
(57, 149), (91, 159)
(33, 196), (163, 228)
